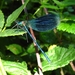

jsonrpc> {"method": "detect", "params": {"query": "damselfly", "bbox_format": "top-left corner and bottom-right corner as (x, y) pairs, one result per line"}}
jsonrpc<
(14, 13), (60, 62)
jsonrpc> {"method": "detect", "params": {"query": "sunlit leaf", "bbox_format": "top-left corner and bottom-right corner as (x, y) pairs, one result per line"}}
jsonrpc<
(5, 0), (29, 27)
(0, 10), (4, 31)
(0, 59), (7, 75)
(41, 45), (75, 72)
(0, 29), (26, 37)
(57, 21), (75, 34)
(2, 60), (31, 75)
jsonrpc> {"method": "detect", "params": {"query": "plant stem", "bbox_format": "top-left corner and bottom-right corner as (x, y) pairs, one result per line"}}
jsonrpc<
(21, 0), (43, 75)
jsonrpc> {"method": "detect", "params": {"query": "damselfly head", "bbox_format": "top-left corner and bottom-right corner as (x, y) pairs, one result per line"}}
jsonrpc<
(17, 21), (27, 26)
(27, 13), (60, 32)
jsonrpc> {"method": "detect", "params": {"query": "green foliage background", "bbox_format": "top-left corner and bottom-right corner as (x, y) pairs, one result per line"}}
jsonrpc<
(0, 0), (75, 75)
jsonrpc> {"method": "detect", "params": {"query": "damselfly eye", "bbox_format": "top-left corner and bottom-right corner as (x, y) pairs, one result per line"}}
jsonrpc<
(27, 13), (60, 32)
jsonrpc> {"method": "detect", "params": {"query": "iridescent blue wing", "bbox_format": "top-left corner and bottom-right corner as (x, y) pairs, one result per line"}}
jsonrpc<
(27, 13), (60, 32)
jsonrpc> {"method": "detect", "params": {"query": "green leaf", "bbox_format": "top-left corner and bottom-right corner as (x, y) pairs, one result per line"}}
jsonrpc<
(0, 59), (7, 75)
(21, 44), (35, 56)
(40, 0), (49, 3)
(41, 3), (60, 9)
(53, 0), (65, 7)
(27, 44), (35, 53)
(31, 0), (40, 2)
(57, 21), (75, 34)
(6, 44), (24, 55)
(63, 0), (75, 6)
(0, 29), (26, 37)
(2, 60), (31, 75)
(5, 0), (29, 27)
(53, 0), (75, 7)
(63, 13), (75, 21)
(41, 45), (75, 72)
(0, 10), (4, 31)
